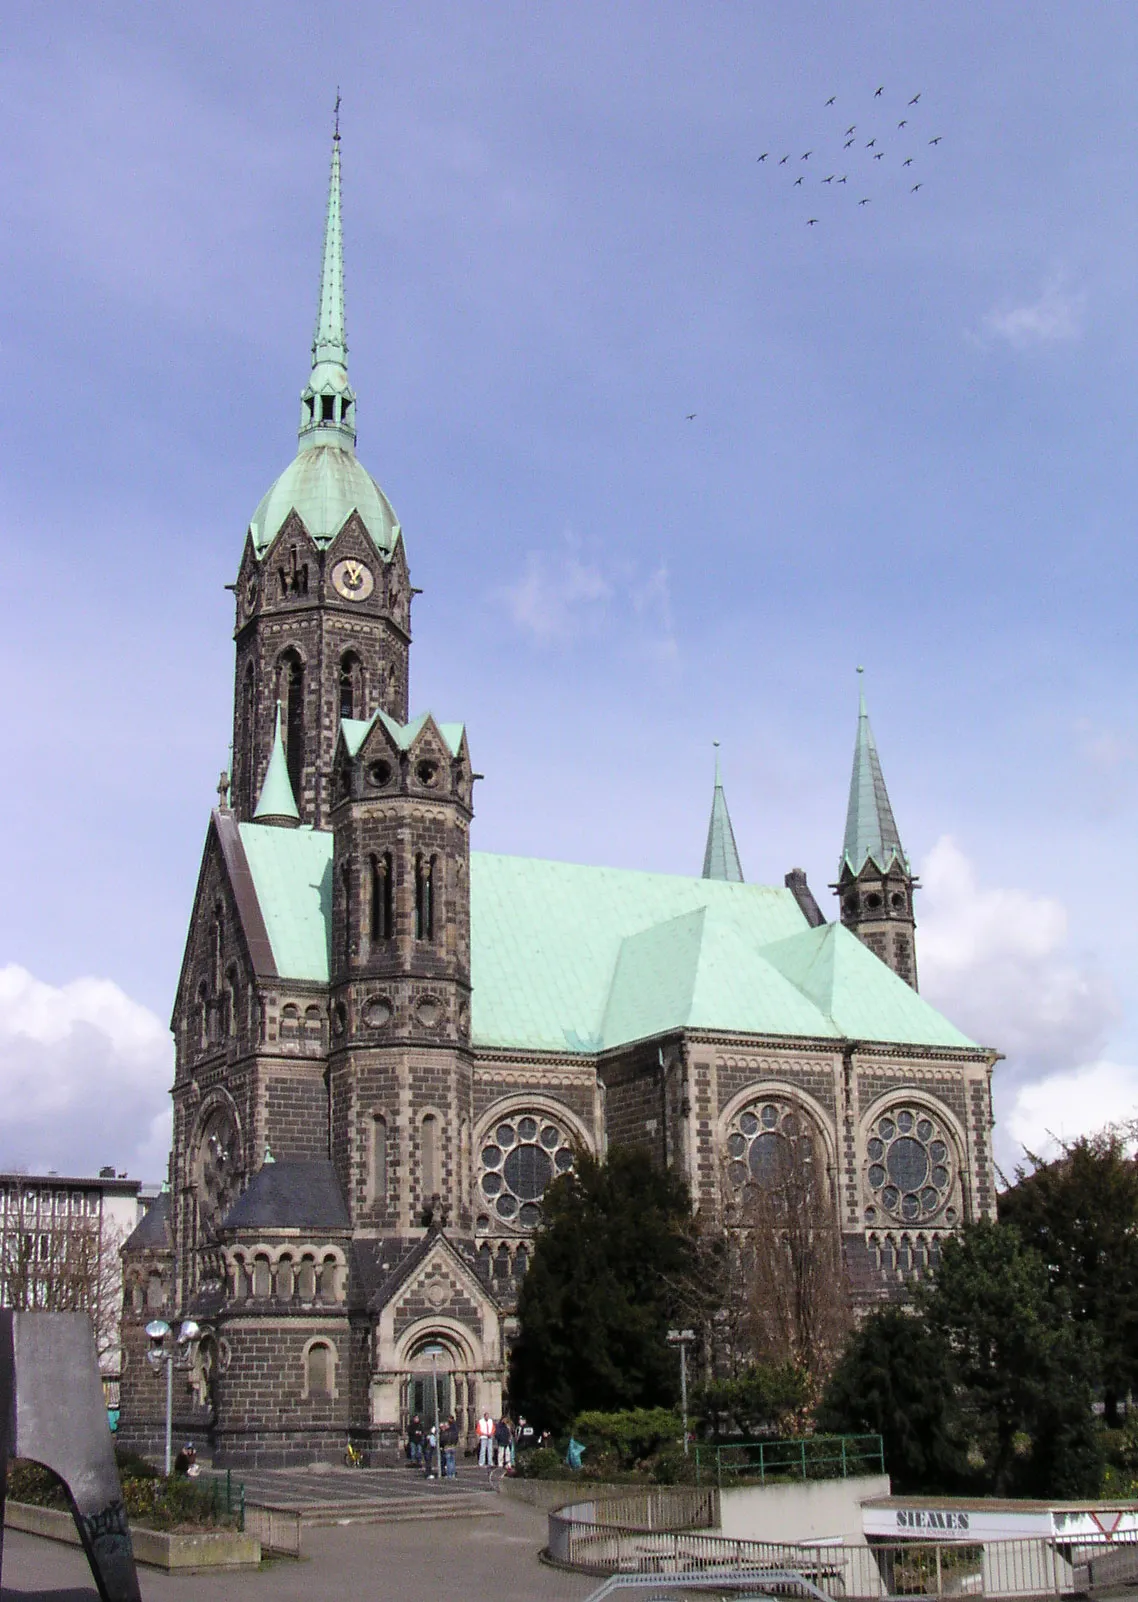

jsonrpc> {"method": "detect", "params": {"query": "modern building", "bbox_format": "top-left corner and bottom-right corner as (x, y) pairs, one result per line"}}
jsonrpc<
(119, 126), (999, 1467)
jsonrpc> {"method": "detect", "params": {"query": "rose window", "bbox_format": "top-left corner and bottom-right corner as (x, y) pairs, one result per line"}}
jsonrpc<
(725, 1099), (815, 1189)
(196, 1107), (241, 1236)
(864, 1108), (955, 1224)
(477, 1116), (574, 1230)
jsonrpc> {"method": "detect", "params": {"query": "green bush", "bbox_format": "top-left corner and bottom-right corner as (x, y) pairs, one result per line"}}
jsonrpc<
(8, 1461), (68, 1509)
(514, 1446), (566, 1480)
(572, 1408), (682, 1469)
(114, 1446), (159, 1481)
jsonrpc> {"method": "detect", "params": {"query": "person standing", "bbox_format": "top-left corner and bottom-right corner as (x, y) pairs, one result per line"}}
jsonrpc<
(494, 1413), (513, 1468)
(424, 1420), (438, 1478)
(477, 1409), (495, 1468)
(408, 1414), (423, 1466)
(442, 1414), (459, 1478)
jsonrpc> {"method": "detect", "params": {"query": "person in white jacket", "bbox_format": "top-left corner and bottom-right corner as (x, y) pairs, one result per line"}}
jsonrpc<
(476, 1410), (495, 1468)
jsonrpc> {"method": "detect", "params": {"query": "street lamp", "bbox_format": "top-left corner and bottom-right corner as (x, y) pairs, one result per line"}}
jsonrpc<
(667, 1328), (696, 1455)
(145, 1318), (203, 1476)
(420, 1343), (445, 1481)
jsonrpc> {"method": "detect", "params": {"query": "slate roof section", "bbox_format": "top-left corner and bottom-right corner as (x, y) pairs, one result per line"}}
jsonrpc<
(123, 1191), (171, 1252)
(220, 1160), (349, 1232)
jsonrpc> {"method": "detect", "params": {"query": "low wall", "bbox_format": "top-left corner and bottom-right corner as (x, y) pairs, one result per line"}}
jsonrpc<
(4, 1500), (261, 1571)
(717, 1473), (891, 1543)
(501, 1479), (629, 1513)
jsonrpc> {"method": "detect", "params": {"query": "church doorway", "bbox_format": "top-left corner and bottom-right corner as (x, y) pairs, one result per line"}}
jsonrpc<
(400, 1332), (477, 1443)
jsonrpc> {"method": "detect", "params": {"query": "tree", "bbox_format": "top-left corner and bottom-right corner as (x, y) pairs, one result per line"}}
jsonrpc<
(924, 1220), (1102, 1497)
(999, 1129), (1138, 1425)
(509, 1148), (697, 1431)
(0, 1190), (124, 1372)
(736, 1126), (851, 1391)
(817, 1306), (963, 1494)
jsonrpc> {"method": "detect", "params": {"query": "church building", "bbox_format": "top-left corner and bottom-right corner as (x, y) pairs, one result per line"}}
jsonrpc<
(119, 128), (998, 1467)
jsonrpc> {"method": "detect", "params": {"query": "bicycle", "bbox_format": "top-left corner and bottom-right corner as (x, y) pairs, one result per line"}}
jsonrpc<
(344, 1441), (365, 1468)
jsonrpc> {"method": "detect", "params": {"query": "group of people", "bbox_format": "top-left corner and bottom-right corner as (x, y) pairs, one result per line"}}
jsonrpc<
(406, 1413), (461, 1478)
(404, 1410), (525, 1477)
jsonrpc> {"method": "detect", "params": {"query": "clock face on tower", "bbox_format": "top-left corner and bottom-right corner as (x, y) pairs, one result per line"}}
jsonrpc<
(331, 558), (374, 601)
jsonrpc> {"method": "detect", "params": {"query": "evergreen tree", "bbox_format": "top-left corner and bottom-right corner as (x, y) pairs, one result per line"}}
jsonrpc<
(999, 1131), (1138, 1425)
(817, 1306), (963, 1493)
(509, 1148), (696, 1431)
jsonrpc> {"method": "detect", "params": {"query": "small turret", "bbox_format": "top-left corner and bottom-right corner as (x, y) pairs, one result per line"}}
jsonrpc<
(832, 673), (918, 988)
(253, 704), (300, 827)
(701, 744), (744, 882)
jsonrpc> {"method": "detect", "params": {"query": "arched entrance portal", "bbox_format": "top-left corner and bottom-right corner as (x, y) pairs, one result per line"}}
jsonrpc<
(399, 1329), (483, 1445)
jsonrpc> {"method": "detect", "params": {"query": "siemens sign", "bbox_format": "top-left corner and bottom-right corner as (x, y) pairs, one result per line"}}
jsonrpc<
(896, 1510), (970, 1532)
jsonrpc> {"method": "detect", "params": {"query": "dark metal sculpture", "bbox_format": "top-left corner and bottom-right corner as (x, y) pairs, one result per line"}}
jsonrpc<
(0, 1310), (141, 1602)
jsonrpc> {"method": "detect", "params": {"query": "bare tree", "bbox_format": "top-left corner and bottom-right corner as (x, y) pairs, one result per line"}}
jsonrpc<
(0, 1189), (125, 1371)
(736, 1125), (851, 1398)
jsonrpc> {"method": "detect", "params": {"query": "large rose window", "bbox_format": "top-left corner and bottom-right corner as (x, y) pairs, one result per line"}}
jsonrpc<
(725, 1098), (816, 1190)
(196, 1107), (242, 1235)
(477, 1115), (575, 1231)
(864, 1108), (955, 1225)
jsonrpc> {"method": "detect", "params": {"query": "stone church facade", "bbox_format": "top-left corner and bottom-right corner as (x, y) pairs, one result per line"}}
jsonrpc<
(119, 129), (999, 1467)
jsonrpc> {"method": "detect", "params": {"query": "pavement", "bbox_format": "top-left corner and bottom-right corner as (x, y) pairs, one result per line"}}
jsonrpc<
(0, 1488), (597, 1602)
(234, 1460), (500, 1513)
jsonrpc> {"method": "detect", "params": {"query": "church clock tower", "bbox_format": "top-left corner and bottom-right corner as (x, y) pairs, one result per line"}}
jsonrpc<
(229, 124), (413, 827)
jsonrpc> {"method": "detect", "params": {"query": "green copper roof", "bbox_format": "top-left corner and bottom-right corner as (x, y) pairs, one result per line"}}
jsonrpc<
(340, 710), (465, 758)
(702, 750), (744, 882)
(312, 125), (347, 373)
(228, 834), (977, 1054)
(238, 823), (331, 980)
(254, 704), (300, 823)
(841, 684), (908, 875)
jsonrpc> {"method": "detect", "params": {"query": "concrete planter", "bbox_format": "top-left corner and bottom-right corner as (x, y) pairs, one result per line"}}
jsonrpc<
(5, 1499), (261, 1571)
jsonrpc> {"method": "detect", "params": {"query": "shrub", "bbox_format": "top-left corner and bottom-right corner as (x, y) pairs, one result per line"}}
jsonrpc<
(572, 1408), (682, 1469)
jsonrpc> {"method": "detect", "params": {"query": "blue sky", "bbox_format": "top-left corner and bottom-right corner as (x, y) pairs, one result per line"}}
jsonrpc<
(1, 2), (1135, 1177)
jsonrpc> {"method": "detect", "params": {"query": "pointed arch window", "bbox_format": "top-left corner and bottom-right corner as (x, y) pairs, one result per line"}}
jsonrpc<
(278, 651), (305, 805)
(339, 652), (363, 721)
(371, 852), (394, 942)
(421, 1113), (439, 1201)
(372, 1115), (387, 1207)
(415, 854), (436, 942)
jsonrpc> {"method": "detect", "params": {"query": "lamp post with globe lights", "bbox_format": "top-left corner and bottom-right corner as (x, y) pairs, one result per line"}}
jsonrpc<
(145, 1318), (203, 1476)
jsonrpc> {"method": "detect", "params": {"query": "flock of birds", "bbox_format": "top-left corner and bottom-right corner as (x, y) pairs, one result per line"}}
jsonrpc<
(757, 85), (943, 226)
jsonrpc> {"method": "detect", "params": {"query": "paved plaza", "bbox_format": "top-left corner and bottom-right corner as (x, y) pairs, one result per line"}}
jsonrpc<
(1, 1488), (594, 1602)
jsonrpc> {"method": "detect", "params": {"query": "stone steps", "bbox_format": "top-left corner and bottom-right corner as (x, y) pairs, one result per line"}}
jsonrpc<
(248, 1493), (500, 1528)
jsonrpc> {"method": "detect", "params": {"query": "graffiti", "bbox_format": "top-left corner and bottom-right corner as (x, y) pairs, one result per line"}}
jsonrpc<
(80, 1497), (133, 1558)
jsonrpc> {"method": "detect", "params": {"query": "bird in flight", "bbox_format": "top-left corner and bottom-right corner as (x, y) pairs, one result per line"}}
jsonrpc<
(801, 150), (812, 159)
(859, 197), (871, 205)
(875, 85), (884, 97)
(866, 138), (876, 148)
(844, 137), (855, 148)
(846, 124), (856, 135)
(874, 151), (884, 160)
(686, 413), (696, 420)
(909, 93), (921, 105)
(911, 183), (922, 192)
(757, 152), (768, 162)
(929, 136), (942, 145)
(807, 217), (819, 226)
(903, 157), (914, 166)
(825, 96), (836, 106)
(823, 174), (834, 183)
(779, 155), (790, 164)
(794, 175), (804, 185)
(897, 119), (907, 129)
(837, 174), (848, 184)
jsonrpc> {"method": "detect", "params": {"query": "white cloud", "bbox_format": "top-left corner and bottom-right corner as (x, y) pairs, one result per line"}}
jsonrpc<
(0, 965), (172, 1183)
(504, 545), (611, 643)
(918, 836), (1116, 1080)
(1002, 1060), (1138, 1167)
(984, 275), (1085, 347)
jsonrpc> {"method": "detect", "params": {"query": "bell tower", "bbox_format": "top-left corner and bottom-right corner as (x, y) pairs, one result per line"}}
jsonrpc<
(832, 674), (919, 989)
(229, 118), (413, 828)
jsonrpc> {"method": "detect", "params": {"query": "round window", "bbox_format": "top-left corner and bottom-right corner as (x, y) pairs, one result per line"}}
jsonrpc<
(865, 1108), (953, 1222)
(724, 1098), (817, 1191)
(477, 1114), (575, 1228)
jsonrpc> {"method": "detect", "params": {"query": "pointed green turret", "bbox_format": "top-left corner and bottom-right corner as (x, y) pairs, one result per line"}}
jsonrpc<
(298, 109), (356, 453)
(841, 678), (907, 876)
(254, 704), (300, 826)
(702, 746), (744, 882)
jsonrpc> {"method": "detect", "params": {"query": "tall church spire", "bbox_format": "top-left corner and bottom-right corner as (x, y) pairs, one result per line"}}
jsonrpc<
(841, 672), (907, 876)
(702, 745), (744, 882)
(833, 673), (918, 990)
(299, 102), (356, 453)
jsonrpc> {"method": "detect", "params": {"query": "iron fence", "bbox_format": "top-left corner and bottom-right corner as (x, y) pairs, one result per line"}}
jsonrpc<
(694, 1434), (885, 1490)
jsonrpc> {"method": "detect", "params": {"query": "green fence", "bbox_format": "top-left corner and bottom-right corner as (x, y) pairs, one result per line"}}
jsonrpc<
(197, 1468), (246, 1530)
(693, 1432), (884, 1489)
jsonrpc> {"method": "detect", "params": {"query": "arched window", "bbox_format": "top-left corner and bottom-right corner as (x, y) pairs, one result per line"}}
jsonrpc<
(279, 651), (304, 805)
(280, 1004), (300, 1042)
(297, 1257), (316, 1300)
(372, 1115), (387, 1207)
(241, 664), (255, 814)
(339, 652), (363, 721)
(415, 855), (436, 942)
(340, 861), (352, 968)
(421, 1113), (439, 1200)
(318, 1254), (339, 1302)
(303, 1005), (323, 1051)
(146, 1270), (164, 1309)
(275, 1258), (294, 1300)
(371, 852), (394, 942)
(224, 966), (239, 1038)
(197, 983), (209, 1050)
(252, 1255), (271, 1299)
(305, 1340), (333, 1396)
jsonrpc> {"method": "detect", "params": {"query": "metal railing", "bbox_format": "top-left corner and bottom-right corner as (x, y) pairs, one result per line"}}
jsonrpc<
(694, 1433), (885, 1489)
(547, 1510), (1138, 1599)
(196, 1468), (246, 1530)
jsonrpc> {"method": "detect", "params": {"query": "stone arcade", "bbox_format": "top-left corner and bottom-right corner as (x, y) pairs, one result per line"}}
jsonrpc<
(119, 127), (999, 1466)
